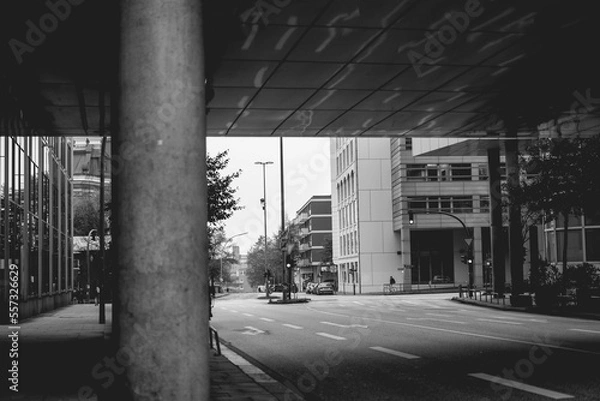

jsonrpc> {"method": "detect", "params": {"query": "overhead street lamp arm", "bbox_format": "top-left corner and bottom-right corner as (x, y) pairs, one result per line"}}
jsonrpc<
(408, 210), (471, 239)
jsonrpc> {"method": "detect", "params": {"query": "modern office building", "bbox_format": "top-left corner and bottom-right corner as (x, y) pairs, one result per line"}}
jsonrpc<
(1, 136), (74, 321)
(543, 213), (600, 266)
(291, 195), (332, 287)
(331, 138), (400, 294)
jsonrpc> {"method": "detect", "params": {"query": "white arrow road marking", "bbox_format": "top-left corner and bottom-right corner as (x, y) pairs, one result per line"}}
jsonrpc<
(242, 326), (265, 336)
(469, 373), (574, 399)
(477, 318), (523, 325)
(260, 317), (275, 322)
(370, 346), (421, 360)
(320, 321), (368, 329)
(316, 332), (347, 341)
(569, 328), (600, 334)
(282, 323), (303, 330)
(406, 317), (465, 324)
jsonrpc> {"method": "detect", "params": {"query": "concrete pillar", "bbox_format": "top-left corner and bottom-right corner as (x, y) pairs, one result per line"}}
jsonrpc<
(487, 146), (506, 295)
(116, 0), (208, 399)
(506, 133), (524, 294)
(473, 227), (483, 287)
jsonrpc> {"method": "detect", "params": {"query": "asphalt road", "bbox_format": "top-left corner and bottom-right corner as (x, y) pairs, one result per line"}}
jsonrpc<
(211, 292), (600, 401)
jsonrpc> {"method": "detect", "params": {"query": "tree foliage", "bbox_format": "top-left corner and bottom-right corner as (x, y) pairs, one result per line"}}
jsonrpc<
(245, 234), (284, 287)
(73, 196), (100, 236)
(207, 150), (242, 227)
(516, 135), (600, 271)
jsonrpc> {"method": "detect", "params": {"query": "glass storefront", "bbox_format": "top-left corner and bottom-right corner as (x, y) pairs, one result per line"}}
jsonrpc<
(1, 136), (73, 319)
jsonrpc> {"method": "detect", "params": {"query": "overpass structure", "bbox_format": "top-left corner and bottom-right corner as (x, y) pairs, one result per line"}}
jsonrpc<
(1, 1), (599, 399)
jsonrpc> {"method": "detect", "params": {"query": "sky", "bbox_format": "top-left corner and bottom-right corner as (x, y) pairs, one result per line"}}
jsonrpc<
(207, 137), (331, 254)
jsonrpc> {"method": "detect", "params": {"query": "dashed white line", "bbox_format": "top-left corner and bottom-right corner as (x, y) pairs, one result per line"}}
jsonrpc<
(230, 310), (239, 313)
(316, 332), (347, 341)
(406, 317), (465, 324)
(370, 346), (420, 360)
(477, 318), (523, 325)
(569, 328), (600, 334)
(321, 321), (368, 329)
(260, 317), (275, 322)
(469, 373), (574, 399)
(242, 313), (254, 317)
(282, 323), (303, 330)
(353, 301), (366, 306)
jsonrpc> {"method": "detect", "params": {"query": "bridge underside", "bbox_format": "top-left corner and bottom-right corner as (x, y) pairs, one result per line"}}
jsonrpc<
(2, 0), (599, 139)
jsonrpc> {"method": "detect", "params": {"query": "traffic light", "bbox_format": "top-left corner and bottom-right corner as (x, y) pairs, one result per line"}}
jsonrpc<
(408, 211), (414, 225)
(286, 254), (294, 268)
(260, 198), (265, 210)
(460, 254), (467, 264)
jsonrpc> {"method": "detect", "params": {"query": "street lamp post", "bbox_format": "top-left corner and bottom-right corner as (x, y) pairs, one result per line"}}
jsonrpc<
(255, 161), (273, 297)
(86, 228), (98, 303)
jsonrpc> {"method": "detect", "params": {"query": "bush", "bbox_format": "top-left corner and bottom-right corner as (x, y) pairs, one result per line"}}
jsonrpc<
(564, 263), (600, 309)
(529, 261), (562, 309)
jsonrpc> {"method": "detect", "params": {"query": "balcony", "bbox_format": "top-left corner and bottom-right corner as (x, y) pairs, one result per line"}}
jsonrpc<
(296, 213), (309, 224)
(299, 228), (309, 237)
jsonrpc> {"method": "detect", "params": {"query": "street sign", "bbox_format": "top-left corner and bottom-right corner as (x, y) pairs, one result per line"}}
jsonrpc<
(464, 238), (473, 247)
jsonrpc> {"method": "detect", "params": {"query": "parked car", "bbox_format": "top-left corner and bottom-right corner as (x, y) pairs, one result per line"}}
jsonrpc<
(257, 285), (266, 293)
(305, 282), (318, 294)
(432, 275), (452, 284)
(322, 279), (338, 291)
(314, 282), (335, 295)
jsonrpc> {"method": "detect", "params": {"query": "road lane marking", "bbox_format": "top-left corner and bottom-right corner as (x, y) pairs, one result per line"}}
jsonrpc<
(477, 318), (523, 325)
(468, 373), (574, 399)
(316, 332), (347, 341)
(242, 326), (265, 336)
(406, 317), (465, 324)
(306, 306), (600, 356)
(321, 321), (368, 329)
(243, 313), (254, 317)
(488, 315), (548, 323)
(282, 323), (303, 330)
(427, 313), (450, 318)
(353, 301), (366, 306)
(230, 310), (239, 313)
(370, 346), (420, 360)
(260, 317), (275, 322)
(569, 328), (600, 334)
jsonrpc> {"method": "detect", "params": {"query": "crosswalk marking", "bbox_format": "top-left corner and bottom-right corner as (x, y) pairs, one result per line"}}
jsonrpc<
(370, 346), (420, 360)
(316, 332), (347, 341)
(469, 373), (574, 399)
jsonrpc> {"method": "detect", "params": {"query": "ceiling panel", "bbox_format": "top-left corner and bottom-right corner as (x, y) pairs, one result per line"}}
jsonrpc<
(278, 109), (346, 130)
(212, 61), (278, 88)
(326, 63), (403, 90)
(248, 88), (315, 109)
(234, 109), (294, 129)
(304, 89), (372, 110)
(223, 25), (308, 61)
(287, 27), (381, 62)
(265, 62), (344, 88)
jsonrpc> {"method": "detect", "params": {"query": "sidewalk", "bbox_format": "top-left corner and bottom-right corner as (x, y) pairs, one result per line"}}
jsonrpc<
(0, 303), (298, 401)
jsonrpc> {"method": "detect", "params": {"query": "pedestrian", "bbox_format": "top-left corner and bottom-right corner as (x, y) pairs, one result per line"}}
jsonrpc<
(389, 276), (396, 285)
(94, 283), (100, 306)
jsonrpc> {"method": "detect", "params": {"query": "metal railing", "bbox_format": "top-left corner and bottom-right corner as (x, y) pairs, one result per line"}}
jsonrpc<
(383, 284), (404, 294)
(458, 287), (507, 306)
(209, 326), (221, 355)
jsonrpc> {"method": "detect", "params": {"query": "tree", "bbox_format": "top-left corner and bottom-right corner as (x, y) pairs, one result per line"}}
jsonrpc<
(206, 150), (243, 261)
(516, 135), (600, 273)
(73, 196), (101, 236)
(246, 234), (284, 288)
(207, 150), (242, 226)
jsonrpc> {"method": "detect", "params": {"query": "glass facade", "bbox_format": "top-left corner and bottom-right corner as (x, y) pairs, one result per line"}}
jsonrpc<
(544, 214), (600, 264)
(1, 136), (73, 320)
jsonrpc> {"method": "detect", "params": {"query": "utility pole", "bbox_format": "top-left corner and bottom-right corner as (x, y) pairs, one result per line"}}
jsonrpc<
(255, 161), (273, 297)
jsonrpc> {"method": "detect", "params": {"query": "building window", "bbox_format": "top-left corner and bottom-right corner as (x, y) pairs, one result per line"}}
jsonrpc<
(450, 164), (471, 181)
